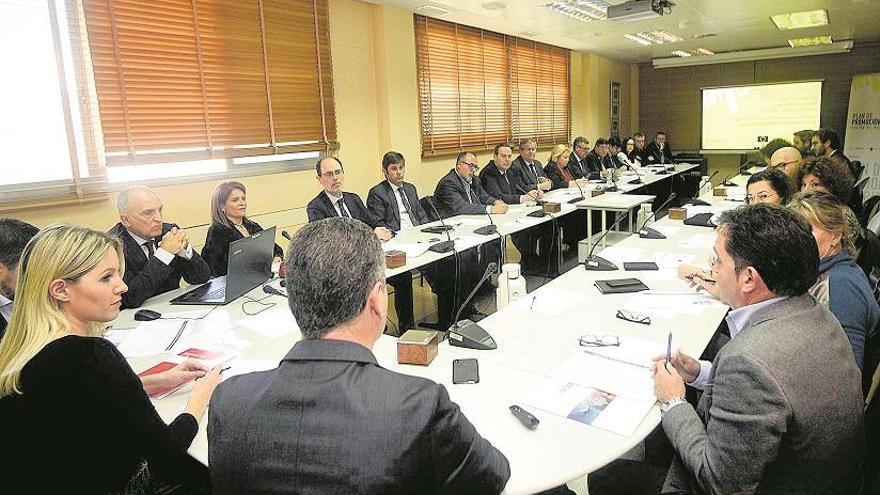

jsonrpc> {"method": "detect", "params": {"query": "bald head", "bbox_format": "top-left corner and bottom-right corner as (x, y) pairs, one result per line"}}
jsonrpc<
(770, 147), (803, 179)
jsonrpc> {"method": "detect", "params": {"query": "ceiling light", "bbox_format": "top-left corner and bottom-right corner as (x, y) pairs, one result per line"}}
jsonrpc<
(544, 0), (609, 22)
(788, 35), (832, 47)
(520, 31), (540, 38)
(482, 1), (507, 11)
(692, 33), (717, 39)
(624, 30), (683, 46)
(695, 48), (715, 55)
(654, 40), (852, 68)
(414, 4), (452, 16)
(771, 9), (828, 30)
(671, 50), (692, 57)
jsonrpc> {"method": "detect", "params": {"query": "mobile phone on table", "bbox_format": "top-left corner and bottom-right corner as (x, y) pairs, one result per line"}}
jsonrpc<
(452, 358), (480, 384)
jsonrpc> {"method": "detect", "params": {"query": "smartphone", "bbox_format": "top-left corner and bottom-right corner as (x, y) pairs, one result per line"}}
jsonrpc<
(606, 278), (642, 288)
(452, 358), (480, 384)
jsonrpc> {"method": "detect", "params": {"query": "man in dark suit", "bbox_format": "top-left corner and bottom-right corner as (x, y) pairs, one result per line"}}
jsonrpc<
(650, 204), (863, 493)
(585, 138), (614, 178)
(108, 186), (211, 309)
(632, 131), (649, 165)
(567, 136), (590, 178)
(0, 218), (39, 339)
(512, 138), (552, 194)
(644, 131), (674, 165)
(366, 151), (454, 333)
(812, 128), (857, 177)
(208, 218), (510, 494)
(481, 143), (556, 275)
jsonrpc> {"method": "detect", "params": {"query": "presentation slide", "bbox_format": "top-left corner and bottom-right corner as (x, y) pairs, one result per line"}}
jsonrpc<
(701, 81), (822, 150)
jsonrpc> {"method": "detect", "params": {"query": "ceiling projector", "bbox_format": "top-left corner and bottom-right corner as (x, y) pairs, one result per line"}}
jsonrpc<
(607, 1), (665, 22)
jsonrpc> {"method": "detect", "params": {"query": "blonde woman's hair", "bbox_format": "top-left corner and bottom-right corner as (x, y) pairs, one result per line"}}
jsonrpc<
(0, 225), (124, 398)
(548, 144), (571, 166)
(210, 180), (247, 228)
(787, 191), (857, 254)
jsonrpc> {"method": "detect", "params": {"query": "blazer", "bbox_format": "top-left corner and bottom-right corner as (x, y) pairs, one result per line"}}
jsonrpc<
(208, 339), (510, 495)
(480, 160), (525, 204)
(644, 141), (674, 164)
(366, 180), (429, 231)
(512, 155), (547, 190)
(201, 219), (284, 276)
(585, 150), (613, 178)
(543, 162), (578, 190)
(434, 169), (497, 218)
(566, 152), (588, 179)
(107, 222), (211, 309)
(306, 191), (380, 228)
(661, 294), (864, 494)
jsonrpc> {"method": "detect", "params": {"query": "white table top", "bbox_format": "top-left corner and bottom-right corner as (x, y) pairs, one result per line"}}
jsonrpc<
(115, 165), (734, 494)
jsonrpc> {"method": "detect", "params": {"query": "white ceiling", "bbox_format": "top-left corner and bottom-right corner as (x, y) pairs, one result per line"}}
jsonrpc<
(360, 0), (880, 63)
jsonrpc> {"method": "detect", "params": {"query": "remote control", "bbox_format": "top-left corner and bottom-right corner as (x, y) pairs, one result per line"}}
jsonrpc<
(509, 405), (539, 430)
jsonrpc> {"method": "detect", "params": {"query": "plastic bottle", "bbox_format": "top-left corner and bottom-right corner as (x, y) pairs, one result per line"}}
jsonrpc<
(496, 263), (527, 310)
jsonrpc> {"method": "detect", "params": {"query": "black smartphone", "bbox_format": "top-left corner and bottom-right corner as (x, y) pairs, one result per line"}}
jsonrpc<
(606, 278), (642, 288)
(452, 358), (480, 384)
(623, 262), (659, 271)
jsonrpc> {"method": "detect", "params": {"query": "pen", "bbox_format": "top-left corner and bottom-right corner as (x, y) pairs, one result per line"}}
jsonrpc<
(530, 295), (537, 310)
(665, 332), (672, 374)
(221, 366), (231, 373)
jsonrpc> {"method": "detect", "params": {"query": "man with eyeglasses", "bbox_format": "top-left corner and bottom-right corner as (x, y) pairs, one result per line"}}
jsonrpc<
(568, 136), (591, 178)
(768, 146), (803, 179)
(307, 156), (393, 242)
(632, 131), (648, 165)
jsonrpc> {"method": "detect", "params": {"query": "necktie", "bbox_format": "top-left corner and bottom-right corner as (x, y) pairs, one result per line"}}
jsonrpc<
(144, 240), (155, 258)
(502, 172), (510, 189)
(337, 198), (350, 218)
(396, 187), (419, 226)
(529, 162), (538, 182)
(465, 182), (473, 203)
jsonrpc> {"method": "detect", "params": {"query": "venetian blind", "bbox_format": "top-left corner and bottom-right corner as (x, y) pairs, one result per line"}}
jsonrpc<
(81, 0), (336, 166)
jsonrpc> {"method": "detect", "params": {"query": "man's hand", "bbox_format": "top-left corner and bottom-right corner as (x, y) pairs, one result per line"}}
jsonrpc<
(678, 264), (719, 298)
(652, 360), (686, 402)
(652, 350), (701, 383)
(374, 227), (393, 242)
(537, 177), (552, 191)
(158, 227), (186, 254)
(490, 202), (509, 214)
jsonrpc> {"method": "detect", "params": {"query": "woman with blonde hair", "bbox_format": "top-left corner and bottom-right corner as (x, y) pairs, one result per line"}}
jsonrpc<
(543, 144), (587, 190)
(201, 181), (283, 276)
(788, 191), (879, 371)
(0, 225), (221, 494)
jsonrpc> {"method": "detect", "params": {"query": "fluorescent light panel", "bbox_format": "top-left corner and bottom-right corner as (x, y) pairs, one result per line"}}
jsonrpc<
(671, 48), (715, 58)
(788, 35), (832, 47)
(670, 50), (692, 57)
(771, 9), (828, 30)
(544, 0), (609, 22)
(625, 30), (683, 46)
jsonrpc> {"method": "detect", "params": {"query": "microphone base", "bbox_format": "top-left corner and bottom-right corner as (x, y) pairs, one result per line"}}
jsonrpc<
(421, 225), (453, 234)
(583, 255), (618, 271)
(721, 181), (737, 187)
(638, 227), (667, 240)
(684, 198), (711, 206)
(627, 178), (643, 184)
(567, 196), (586, 204)
(654, 170), (670, 175)
(428, 240), (455, 253)
(474, 225), (498, 236)
(447, 320), (497, 350)
(535, 200), (547, 206)
(527, 209), (547, 218)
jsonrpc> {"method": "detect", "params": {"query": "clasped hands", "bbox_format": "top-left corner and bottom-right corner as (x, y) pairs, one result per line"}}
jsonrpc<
(158, 227), (190, 254)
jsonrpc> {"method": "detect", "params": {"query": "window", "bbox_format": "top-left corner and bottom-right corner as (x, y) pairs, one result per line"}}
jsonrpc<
(415, 15), (570, 156)
(1, 0), (336, 206)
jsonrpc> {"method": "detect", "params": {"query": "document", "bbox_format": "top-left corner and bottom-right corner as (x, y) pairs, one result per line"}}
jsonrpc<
(553, 348), (655, 402)
(621, 291), (725, 318)
(115, 320), (196, 358)
(524, 378), (655, 436)
(508, 287), (590, 316)
(647, 251), (695, 269)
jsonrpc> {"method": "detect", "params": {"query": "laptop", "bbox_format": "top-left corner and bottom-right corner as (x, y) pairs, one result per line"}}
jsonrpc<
(170, 226), (276, 305)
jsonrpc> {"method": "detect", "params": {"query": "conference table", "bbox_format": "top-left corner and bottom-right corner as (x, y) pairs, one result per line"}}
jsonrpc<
(112, 163), (743, 495)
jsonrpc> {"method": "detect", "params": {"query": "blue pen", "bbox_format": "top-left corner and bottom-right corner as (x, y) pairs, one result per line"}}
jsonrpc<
(665, 332), (672, 374)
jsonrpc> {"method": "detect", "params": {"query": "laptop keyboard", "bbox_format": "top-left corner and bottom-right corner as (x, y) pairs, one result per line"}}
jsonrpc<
(204, 287), (226, 301)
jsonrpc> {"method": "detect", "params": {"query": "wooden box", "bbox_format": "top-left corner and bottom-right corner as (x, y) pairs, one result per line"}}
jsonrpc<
(590, 189), (604, 197)
(713, 187), (727, 197)
(668, 207), (687, 220)
(543, 202), (561, 213)
(385, 250), (406, 269)
(397, 330), (439, 366)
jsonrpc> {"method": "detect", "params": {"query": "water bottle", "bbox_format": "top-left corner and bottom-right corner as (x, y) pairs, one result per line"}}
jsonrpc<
(496, 263), (527, 310)
(639, 203), (653, 227)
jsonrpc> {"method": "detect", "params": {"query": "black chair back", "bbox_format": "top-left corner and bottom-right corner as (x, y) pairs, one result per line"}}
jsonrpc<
(420, 195), (441, 222)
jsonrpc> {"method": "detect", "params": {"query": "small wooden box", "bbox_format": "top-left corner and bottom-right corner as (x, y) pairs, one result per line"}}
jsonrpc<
(397, 330), (439, 366)
(668, 207), (687, 220)
(543, 202), (561, 213)
(590, 189), (604, 197)
(713, 187), (727, 197)
(385, 250), (406, 269)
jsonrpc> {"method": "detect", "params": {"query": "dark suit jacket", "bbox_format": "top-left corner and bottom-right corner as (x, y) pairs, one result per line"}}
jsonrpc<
(543, 162), (578, 191)
(201, 219), (284, 276)
(107, 222), (211, 309)
(434, 169), (497, 218)
(480, 160), (524, 204)
(306, 191), (379, 228)
(633, 146), (650, 165)
(644, 141), (674, 164)
(585, 150), (613, 178)
(366, 181), (429, 231)
(512, 155), (546, 190)
(566, 152), (588, 179)
(208, 339), (510, 495)
(661, 294), (864, 494)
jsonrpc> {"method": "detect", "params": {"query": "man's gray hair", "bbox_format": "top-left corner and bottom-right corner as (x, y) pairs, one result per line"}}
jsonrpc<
(116, 185), (157, 214)
(283, 218), (385, 339)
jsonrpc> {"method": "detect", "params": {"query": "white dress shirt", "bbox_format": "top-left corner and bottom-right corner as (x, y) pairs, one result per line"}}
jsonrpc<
(0, 293), (12, 326)
(324, 191), (351, 218)
(126, 229), (192, 265)
(389, 181), (414, 230)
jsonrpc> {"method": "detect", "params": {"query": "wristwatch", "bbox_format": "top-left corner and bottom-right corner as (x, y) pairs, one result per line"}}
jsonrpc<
(660, 397), (687, 414)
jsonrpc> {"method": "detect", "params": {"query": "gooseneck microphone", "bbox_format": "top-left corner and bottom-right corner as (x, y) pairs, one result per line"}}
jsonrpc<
(638, 193), (677, 240)
(683, 170), (718, 207)
(720, 171), (737, 187)
(627, 163), (644, 185)
(281, 230), (291, 241)
(568, 174), (587, 204)
(583, 210), (630, 271)
(446, 262), (498, 350)
(424, 197), (455, 253)
(262, 284), (287, 297)
(474, 204), (498, 236)
(517, 184), (547, 217)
